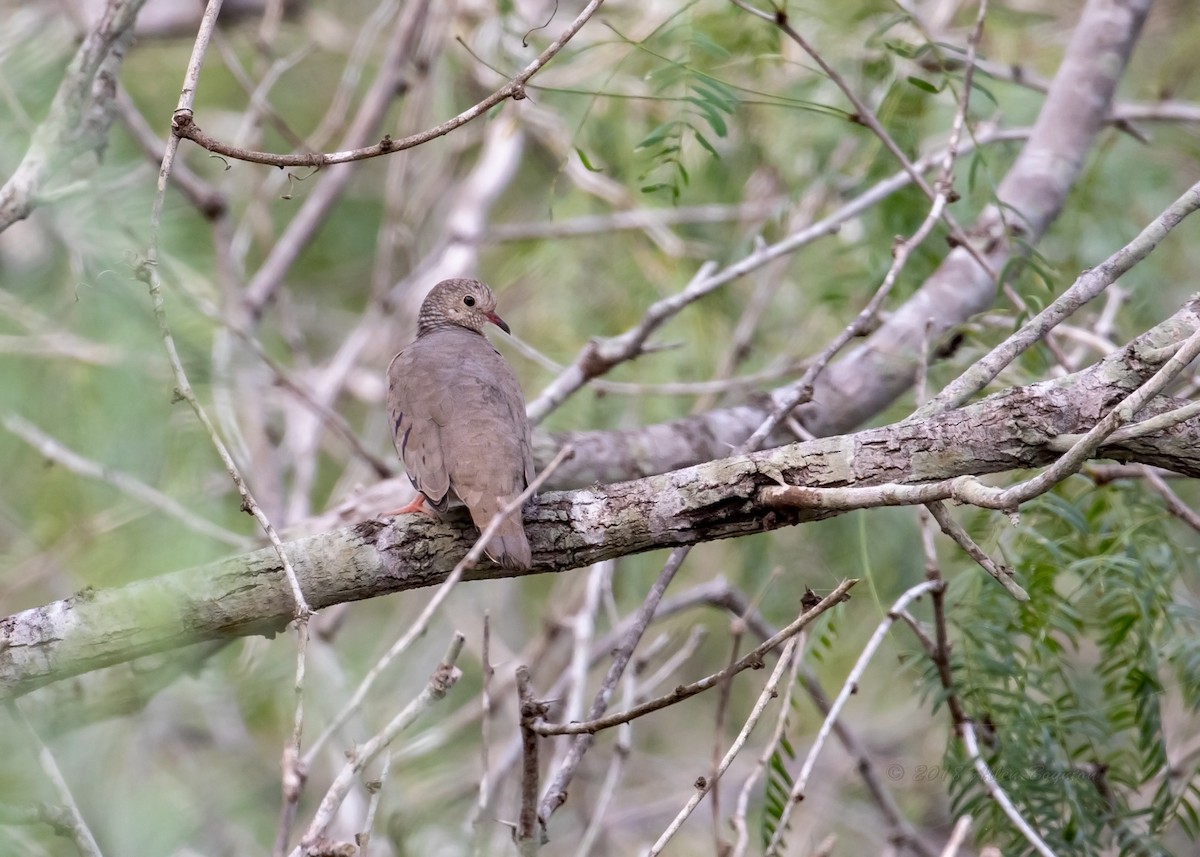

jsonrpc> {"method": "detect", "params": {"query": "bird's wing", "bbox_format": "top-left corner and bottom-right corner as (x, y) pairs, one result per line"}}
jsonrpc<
(438, 334), (532, 513)
(387, 344), (451, 509)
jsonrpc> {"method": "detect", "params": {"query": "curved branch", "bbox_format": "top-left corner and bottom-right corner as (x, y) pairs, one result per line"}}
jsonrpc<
(171, 0), (606, 168)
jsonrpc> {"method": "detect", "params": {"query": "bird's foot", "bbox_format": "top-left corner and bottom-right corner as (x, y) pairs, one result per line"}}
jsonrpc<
(382, 494), (437, 518)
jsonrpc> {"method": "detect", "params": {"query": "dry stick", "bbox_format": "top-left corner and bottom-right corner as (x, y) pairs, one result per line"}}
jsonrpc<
(1, 414), (249, 548)
(647, 636), (802, 856)
(174, 0), (605, 170)
(916, 502), (1054, 855)
(293, 633), (467, 856)
(273, 616), (311, 857)
(355, 748), (392, 855)
(533, 581), (855, 737)
(477, 611), (494, 824)
(435, 583), (751, 784)
(961, 722), (1055, 857)
(9, 705), (103, 857)
(142, 6), (315, 857)
(939, 815), (973, 857)
(540, 560), (611, 793)
(147, 0), (311, 611)
(709, 627), (742, 852)
(919, 178), (1200, 418)
(575, 665), (636, 857)
(763, 579), (941, 856)
(912, 313), (1012, 615)
(729, 638), (803, 857)
(515, 666), (546, 856)
(536, 545), (691, 821)
(1142, 469), (1200, 533)
(472, 600), (715, 839)
(302, 444), (575, 767)
(926, 500), (1026, 600)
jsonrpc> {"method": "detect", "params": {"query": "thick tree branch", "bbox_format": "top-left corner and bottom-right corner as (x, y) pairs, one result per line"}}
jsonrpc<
(2, 297), (1198, 699)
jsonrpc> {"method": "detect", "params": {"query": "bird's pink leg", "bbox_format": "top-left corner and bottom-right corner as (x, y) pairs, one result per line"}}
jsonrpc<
(383, 493), (437, 517)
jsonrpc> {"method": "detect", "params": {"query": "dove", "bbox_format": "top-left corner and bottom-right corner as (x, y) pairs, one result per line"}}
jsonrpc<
(386, 278), (536, 570)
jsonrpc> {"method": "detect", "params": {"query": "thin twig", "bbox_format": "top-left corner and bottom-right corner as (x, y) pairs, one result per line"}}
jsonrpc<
(926, 501), (1027, 600)
(477, 610), (494, 822)
(9, 705), (103, 857)
(730, 636), (803, 857)
(2, 414), (249, 548)
(173, 0), (607, 169)
(355, 750), (391, 856)
(764, 579), (941, 856)
(574, 662), (635, 857)
(647, 636), (802, 856)
(293, 633), (467, 856)
(144, 7), (315, 857)
(938, 815), (973, 857)
(533, 580), (855, 736)
(961, 722), (1055, 855)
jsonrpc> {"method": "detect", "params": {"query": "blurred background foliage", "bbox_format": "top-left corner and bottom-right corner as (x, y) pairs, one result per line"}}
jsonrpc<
(1, 0), (1200, 854)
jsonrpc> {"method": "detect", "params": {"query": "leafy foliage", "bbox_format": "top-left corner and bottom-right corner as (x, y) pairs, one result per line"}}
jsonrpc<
(631, 26), (739, 200)
(939, 483), (1200, 854)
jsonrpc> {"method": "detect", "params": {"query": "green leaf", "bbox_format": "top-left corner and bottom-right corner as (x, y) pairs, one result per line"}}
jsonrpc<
(693, 130), (719, 158)
(636, 121), (681, 150)
(574, 147), (603, 173)
(906, 75), (943, 94)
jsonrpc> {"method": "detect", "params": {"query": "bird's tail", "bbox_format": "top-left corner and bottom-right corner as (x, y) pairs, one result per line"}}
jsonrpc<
(471, 502), (532, 571)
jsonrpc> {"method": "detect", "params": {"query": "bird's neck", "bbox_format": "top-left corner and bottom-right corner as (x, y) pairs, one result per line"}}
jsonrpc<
(417, 320), (483, 338)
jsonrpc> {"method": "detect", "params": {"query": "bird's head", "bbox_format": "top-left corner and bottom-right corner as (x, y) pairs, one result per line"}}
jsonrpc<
(417, 278), (511, 337)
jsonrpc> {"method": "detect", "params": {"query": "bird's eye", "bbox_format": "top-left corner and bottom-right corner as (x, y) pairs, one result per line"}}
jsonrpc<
(463, 295), (476, 307)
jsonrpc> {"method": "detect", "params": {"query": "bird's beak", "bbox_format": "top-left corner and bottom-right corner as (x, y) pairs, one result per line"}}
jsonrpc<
(486, 311), (511, 335)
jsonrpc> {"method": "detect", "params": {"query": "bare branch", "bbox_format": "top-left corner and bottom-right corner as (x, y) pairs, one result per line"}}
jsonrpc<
(0, 0), (148, 231)
(764, 579), (941, 856)
(173, 0), (606, 170)
(291, 633), (466, 857)
(533, 580), (855, 736)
